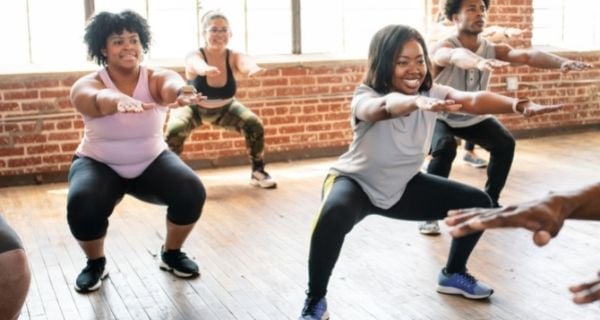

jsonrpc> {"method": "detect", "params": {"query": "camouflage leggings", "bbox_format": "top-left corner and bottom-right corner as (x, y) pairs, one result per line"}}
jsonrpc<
(165, 99), (265, 165)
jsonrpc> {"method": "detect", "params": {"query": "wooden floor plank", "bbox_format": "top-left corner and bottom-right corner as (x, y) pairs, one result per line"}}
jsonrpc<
(1, 130), (600, 320)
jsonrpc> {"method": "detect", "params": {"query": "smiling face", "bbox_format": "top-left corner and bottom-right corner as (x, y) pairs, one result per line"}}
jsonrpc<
(102, 30), (142, 69)
(453, 0), (487, 35)
(391, 39), (428, 95)
(203, 17), (231, 49)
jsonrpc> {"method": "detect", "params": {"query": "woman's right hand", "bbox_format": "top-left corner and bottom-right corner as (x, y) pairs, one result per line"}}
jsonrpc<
(116, 96), (155, 113)
(204, 66), (221, 77)
(416, 96), (462, 112)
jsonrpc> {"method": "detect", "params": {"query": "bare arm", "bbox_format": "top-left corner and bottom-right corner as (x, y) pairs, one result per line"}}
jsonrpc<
(184, 50), (220, 79)
(355, 91), (461, 122)
(445, 88), (562, 116)
(430, 41), (508, 72)
(151, 68), (206, 108)
(233, 51), (266, 77)
(445, 182), (600, 245)
(69, 73), (142, 117)
(495, 43), (593, 72)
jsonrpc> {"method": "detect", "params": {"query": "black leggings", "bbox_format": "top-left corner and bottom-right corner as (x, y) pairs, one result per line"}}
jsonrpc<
(307, 173), (492, 298)
(0, 215), (23, 254)
(67, 150), (206, 241)
(427, 118), (515, 207)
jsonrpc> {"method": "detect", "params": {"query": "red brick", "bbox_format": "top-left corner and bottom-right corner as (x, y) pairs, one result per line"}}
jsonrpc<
(304, 86), (330, 95)
(61, 143), (79, 153)
(0, 102), (19, 112)
(22, 101), (57, 112)
(27, 144), (60, 155)
(48, 132), (80, 141)
(13, 134), (47, 144)
(281, 67), (307, 76)
(8, 157), (42, 168)
(262, 78), (289, 86)
(0, 82), (25, 90)
(24, 79), (60, 89)
(3, 91), (39, 100)
(0, 147), (25, 157)
(41, 89), (70, 98)
(41, 154), (71, 164)
(276, 87), (303, 96)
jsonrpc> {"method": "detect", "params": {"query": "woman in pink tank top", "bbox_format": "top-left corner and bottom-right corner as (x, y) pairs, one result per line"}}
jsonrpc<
(67, 10), (208, 293)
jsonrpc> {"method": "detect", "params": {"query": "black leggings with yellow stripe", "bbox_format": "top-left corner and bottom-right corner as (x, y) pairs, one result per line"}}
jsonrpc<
(307, 172), (492, 298)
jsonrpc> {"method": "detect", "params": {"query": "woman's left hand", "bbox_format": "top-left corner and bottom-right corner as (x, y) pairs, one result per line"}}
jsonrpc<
(521, 101), (563, 117)
(167, 88), (207, 108)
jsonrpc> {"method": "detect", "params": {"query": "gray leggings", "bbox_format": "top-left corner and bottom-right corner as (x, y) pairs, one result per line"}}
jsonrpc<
(67, 150), (206, 241)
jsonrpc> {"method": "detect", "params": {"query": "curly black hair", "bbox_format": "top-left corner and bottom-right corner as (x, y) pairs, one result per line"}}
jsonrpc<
(84, 10), (151, 66)
(363, 24), (433, 95)
(444, 0), (490, 21)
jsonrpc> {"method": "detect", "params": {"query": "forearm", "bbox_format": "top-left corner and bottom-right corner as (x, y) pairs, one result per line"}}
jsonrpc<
(518, 50), (567, 69)
(554, 182), (600, 221)
(94, 89), (123, 115)
(354, 96), (389, 122)
(458, 91), (515, 114)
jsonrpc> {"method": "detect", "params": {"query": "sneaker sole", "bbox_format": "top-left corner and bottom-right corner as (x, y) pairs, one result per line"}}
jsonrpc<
(436, 285), (493, 299)
(74, 269), (109, 293)
(159, 261), (200, 279)
(419, 230), (441, 236)
(250, 179), (277, 189)
(463, 160), (487, 168)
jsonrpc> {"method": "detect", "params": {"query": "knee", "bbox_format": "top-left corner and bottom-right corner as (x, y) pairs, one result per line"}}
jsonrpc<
(431, 136), (458, 160)
(316, 201), (357, 235)
(67, 190), (110, 241)
(243, 116), (264, 137)
(167, 177), (206, 224)
(0, 249), (30, 319)
(491, 135), (516, 155)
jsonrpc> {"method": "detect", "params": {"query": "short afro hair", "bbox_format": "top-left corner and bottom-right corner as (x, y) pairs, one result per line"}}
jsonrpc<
(444, 0), (490, 21)
(84, 10), (151, 66)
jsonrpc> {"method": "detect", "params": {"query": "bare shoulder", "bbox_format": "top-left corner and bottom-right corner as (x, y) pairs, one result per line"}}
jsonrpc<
(72, 71), (104, 91)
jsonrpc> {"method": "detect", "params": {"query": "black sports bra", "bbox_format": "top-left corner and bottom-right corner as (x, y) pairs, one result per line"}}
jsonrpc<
(190, 48), (237, 99)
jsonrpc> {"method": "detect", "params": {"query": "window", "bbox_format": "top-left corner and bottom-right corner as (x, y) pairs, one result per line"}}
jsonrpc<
(532, 0), (600, 51)
(0, 0), (426, 72)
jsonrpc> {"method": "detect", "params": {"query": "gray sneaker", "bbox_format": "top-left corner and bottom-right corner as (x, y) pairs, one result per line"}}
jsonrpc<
(250, 169), (277, 189)
(419, 220), (441, 235)
(463, 153), (488, 168)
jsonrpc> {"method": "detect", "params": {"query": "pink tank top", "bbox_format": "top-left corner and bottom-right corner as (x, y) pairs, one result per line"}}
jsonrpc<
(75, 66), (168, 178)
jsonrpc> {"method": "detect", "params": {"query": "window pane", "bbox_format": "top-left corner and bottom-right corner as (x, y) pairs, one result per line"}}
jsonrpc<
(0, 1), (30, 68)
(94, 0), (147, 16)
(28, 0), (87, 65)
(246, 0), (292, 55)
(147, 1), (198, 60)
(302, 0), (425, 57)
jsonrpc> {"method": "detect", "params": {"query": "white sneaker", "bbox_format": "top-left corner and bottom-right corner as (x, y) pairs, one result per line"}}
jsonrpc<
(250, 169), (277, 189)
(418, 220), (441, 235)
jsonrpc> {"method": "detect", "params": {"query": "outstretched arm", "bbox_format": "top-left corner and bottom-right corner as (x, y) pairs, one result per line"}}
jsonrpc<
(444, 182), (600, 245)
(445, 88), (562, 116)
(432, 45), (509, 71)
(494, 43), (593, 72)
(184, 50), (220, 79)
(234, 52), (266, 77)
(152, 68), (206, 108)
(70, 73), (155, 117)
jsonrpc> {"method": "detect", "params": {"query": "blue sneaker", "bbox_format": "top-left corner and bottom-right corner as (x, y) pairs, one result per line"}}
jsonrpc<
(437, 269), (493, 299)
(299, 296), (329, 320)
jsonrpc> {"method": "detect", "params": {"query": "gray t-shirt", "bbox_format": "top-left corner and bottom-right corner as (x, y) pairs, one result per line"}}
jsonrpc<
(330, 84), (452, 209)
(435, 36), (496, 128)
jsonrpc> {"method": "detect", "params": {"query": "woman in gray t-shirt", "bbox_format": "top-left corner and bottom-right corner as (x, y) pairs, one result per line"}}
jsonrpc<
(299, 24), (562, 320)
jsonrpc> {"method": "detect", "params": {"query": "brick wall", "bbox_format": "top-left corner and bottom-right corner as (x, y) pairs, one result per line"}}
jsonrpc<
(1, 0), (599, 186)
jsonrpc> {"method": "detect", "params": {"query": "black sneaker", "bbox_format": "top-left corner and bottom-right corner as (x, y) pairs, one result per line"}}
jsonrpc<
(75, 257), (108, 293)
(159, 246), (200, 278)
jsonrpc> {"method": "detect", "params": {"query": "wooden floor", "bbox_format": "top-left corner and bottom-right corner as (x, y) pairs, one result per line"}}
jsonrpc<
(2, 131), (600, 320)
